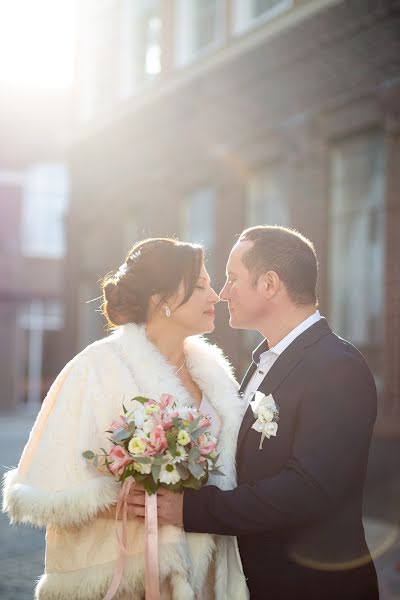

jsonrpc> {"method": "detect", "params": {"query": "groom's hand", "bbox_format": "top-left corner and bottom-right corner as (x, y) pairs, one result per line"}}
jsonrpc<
(157, 488), (184, 527)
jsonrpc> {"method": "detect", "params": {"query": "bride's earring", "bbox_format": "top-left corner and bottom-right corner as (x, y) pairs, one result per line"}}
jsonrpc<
(164, 305), (171, 318)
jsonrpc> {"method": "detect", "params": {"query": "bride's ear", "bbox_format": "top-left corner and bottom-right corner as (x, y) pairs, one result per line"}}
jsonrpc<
(148, 293), (163, 318)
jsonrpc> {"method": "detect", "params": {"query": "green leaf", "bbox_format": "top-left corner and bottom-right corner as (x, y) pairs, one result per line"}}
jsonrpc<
(188, 447), (201, 462)
(82, 450), (95, 460)
(188, 460), (205, 480)
(188, 416), (201, 433)
(131, 455), (152, 464)
(93, 455), (99, 467)
(190, 426), (209, 440)
(122, 403), (127, 414)
(175, 463), (190, 480)
(151, 464), (161, 482)
(132, 396), (149, 405)
(113, 429), (131, 442)
(162, 482), (183, 492)
(143, 476), (159, 496)
(209, 467), (225, 476)
(172, 417), (181, 429)
(152, 456), (170, 466)
(182, 474), (205, 491)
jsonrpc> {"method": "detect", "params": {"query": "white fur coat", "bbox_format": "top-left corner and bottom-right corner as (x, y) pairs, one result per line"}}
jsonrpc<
(3, 323), (249, 600)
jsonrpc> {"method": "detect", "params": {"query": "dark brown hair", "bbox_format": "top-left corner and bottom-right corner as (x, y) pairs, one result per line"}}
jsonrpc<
(102, 238), (204, 328)
(239, 225), (318, 306)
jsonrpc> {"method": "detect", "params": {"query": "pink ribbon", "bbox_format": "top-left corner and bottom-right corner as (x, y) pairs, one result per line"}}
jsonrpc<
(102, 481), (161, 600)
(145, 491), (160, 600)
(102, 478), (132, 600)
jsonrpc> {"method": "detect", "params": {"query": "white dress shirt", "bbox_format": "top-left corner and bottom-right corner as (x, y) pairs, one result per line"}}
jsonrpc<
(243, 311), (321, 405)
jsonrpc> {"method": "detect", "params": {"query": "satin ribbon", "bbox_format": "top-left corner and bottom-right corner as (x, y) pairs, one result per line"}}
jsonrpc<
(145, 491), (161, 600)
(102, 480), (161, 600)
(102, 478), (132, 600)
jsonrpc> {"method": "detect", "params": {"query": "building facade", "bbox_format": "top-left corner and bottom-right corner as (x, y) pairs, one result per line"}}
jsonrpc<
(0, 88), (70, 412)
(67, 0), (400, 433)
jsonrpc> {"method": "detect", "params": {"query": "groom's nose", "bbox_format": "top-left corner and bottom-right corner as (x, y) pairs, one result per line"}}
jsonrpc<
(219, 282), (229, 301)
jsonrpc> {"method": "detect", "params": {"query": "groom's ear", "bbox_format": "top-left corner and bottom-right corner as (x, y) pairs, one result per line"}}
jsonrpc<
(259, 270), (280, 298)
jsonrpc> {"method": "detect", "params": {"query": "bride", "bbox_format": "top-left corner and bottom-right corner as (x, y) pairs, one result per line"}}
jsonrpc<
(3, 237), (249, 600)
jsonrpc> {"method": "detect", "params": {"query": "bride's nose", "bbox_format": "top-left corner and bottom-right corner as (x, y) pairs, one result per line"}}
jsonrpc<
(209, 289), (220, 304)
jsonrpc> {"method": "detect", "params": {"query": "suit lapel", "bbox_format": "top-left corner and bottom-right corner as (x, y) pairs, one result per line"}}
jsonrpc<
(238, 363), (257, 396)
(236, 319), (332, 456)
(238, 337), (269, 396)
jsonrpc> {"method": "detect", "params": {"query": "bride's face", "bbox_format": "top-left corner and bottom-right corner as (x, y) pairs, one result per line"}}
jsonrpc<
(168, 264), (220, 336)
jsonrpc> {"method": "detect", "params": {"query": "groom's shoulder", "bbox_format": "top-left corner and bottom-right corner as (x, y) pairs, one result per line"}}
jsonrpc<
(309, 328), (375, 385)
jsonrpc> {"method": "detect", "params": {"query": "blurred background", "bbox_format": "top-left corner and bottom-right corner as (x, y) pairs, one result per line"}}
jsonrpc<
(0, 0), (399, 598)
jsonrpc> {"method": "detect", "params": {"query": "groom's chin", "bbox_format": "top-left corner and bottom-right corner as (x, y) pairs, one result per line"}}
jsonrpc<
(228, 316), (240, 329)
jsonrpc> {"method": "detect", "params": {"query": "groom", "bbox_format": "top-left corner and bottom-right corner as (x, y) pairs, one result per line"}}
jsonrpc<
(156, 226), (379, 599)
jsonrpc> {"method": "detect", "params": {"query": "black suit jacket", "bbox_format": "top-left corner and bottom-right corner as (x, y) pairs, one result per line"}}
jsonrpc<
(183, 319), (379, 600)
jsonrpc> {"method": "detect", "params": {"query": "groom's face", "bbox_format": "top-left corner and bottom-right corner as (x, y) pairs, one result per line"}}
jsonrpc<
(220, 241), (267, 330)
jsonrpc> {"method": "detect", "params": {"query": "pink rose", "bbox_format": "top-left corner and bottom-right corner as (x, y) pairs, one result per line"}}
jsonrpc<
(143, 426), (168, 456)
(108, 445), (133, 477)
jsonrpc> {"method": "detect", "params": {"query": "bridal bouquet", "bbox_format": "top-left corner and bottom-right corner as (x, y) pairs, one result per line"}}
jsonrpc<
(83, 393), (223, 493)
(83, 393), (222, 600)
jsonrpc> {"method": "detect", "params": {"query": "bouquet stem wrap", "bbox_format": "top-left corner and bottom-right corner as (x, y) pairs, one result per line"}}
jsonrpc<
(145, 491), (160, 600)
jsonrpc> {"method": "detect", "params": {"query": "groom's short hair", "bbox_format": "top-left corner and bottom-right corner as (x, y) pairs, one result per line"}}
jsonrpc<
(239, 225), (318, 306)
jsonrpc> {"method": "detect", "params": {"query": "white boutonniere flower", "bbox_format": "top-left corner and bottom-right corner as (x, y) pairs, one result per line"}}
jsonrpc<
(250, 391), (279, 449)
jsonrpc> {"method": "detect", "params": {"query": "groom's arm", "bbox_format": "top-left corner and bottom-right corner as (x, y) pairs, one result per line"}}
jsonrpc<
(183, 355), (377, 536)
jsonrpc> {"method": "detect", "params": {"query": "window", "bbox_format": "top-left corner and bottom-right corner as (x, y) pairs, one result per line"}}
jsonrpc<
(246, 162), (290, 227)
(21, 163), (69, 259)
(18, 300), (64, 405)
(133, 0), (162, 83)
(329, 130), (385, 385)
(181, 187), (216, 278)
(233, 0), (292, 35)
(175, 0), (225, 66)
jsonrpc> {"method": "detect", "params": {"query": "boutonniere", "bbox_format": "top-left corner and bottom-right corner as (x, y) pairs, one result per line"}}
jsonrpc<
(250, 391), (279, 449)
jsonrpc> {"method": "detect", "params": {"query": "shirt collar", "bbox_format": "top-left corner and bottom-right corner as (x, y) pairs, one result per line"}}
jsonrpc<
(252, 338), (269, 365)
(254, 310), (321, 363)
(269, 310), (321, 356)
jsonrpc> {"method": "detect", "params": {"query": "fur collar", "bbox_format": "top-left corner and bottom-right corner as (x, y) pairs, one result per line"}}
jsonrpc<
(109, 323), (244, 488)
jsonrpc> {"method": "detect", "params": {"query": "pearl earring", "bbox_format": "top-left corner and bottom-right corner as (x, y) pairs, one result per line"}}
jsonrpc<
(165, 306), (171, 318)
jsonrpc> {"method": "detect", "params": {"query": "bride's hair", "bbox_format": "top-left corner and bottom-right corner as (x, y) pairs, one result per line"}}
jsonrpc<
(101, 238), (204, 328)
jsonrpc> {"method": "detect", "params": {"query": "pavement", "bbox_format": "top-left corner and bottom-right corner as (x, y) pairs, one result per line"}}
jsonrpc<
(0, 411), (399, 599)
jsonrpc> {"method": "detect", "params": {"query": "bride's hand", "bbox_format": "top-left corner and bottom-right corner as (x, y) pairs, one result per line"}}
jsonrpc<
(97, 487), (145, 520)
(126, 485), (146, 520)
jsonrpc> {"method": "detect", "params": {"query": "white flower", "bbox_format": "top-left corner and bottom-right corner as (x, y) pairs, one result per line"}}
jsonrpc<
(127, 403), (145, 428)
(133, 461), (152, 474)
(250, 392), (279, 449)
(257, 406), (274, 422)
(142, 419), (154, 435)
(159, 463), (181, 485)
(171, 447), (188, 463)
